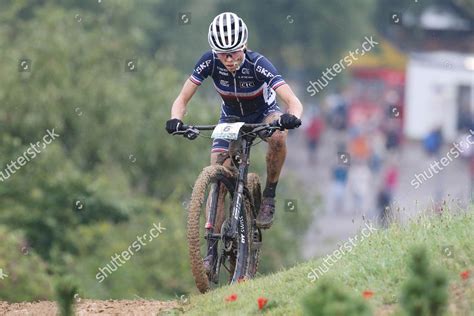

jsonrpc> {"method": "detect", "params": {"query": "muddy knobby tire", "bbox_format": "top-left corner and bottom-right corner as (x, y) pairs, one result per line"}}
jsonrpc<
(187, 165), (252, 293)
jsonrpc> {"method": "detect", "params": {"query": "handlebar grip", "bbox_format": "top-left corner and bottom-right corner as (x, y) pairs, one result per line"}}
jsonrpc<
(269, 119), (285, 131)
(295, 118), (302, 128)
(269, 120), (281, 128)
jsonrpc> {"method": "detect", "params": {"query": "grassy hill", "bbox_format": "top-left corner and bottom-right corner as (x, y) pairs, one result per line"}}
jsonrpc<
(173, 209), (474, 315)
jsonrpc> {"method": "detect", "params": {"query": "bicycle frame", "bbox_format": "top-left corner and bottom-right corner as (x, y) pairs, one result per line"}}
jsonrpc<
(226, 136), (253, 242)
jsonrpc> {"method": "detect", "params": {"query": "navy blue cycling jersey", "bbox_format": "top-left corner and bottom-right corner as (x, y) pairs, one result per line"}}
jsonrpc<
(189, 50), (286, 116)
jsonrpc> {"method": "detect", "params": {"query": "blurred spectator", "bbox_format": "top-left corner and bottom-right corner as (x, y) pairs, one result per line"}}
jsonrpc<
(349, 132), (371, 161)
(380, 90), (403, 152)
(423, 126), (443, 157)
(423, 125), (444, 202)
(348, 162), (372, 214)
(327, 144), (349, 214)
(326, 91), (348, 131)
(368, 131), (386, 174)
(384, 120), (402, 151)
(384, 90), (401, 120)
(305, 112), (325, 163)
(377, 160), (399, 228)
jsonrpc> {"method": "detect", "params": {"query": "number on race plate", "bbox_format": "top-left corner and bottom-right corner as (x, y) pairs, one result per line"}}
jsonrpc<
(211, 122), (245, 140)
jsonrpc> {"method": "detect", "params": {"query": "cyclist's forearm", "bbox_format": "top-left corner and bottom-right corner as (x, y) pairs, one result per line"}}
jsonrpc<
(171, 79), (199, 120)
(286, 96), (303, 119)
(171, 98), (187, 120)
(275, 84), (303, 119)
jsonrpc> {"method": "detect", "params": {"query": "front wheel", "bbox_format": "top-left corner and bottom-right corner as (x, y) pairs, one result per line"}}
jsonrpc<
(187, 165), (252, 293)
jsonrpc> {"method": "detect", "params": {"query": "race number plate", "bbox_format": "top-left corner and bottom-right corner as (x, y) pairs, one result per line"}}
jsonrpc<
(211, 122), (245, 140)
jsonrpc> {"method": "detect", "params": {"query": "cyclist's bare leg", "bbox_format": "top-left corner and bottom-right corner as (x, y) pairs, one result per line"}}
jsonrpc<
(207, 151), (231, 233)
(263, 113), (288, 188)
(256, 112), (287, 228)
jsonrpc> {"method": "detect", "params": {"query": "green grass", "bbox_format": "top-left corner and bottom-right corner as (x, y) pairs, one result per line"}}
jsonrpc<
(174, 209), (474, 315)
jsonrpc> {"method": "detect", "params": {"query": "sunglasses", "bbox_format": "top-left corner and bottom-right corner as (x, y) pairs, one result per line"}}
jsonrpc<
(214, 49), (244, 58)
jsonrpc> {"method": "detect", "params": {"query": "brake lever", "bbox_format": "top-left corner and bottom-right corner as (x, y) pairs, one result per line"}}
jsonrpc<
(255, 124), (280, 139)
(270, 120), (284, 131)
(183, 127), (199, 140)
(171, 125), (199, 139)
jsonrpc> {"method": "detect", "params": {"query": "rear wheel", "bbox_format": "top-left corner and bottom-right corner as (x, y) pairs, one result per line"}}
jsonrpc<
(187, 165), (252, 293)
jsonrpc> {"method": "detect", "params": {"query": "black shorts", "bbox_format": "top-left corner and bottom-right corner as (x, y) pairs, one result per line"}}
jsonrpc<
(211, 103), (283, 153)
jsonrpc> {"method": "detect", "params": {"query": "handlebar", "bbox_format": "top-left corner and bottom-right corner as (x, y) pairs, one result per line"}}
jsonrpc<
(173, 121), (283, 140)
(180, 121), (280, 131)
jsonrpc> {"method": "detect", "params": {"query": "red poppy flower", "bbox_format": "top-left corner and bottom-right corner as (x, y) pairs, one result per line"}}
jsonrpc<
(257, 297), (268, 310)
(460, 270), (470, 280)
(225, 293), (238, 302)
(362, 290), (374, 299)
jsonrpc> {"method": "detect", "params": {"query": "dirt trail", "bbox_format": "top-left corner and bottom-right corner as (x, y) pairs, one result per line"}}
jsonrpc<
(0, 299), (179, 316)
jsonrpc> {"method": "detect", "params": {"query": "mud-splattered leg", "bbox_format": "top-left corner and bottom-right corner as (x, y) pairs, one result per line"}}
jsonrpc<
(262, 113), (288, 196)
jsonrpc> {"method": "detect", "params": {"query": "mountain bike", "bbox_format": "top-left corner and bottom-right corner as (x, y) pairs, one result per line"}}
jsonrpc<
(172, 118), (284, 293)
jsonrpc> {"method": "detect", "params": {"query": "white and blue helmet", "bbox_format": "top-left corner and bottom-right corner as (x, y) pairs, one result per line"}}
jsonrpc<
(208, 12), (248, 53)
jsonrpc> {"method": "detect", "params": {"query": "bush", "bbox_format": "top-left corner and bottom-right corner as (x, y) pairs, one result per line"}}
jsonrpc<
(0, 226), (53, 302)
(302, 278), (371, 316)
(55, 277), (78, 316)
(400, 246), (448, 316)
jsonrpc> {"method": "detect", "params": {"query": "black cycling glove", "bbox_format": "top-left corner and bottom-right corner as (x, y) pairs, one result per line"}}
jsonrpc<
(278, 114), (302, 129)
(165, 118), (183, 134)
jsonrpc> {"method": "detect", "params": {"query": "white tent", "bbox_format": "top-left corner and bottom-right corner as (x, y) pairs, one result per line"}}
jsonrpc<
(404, 51), (474, 141)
